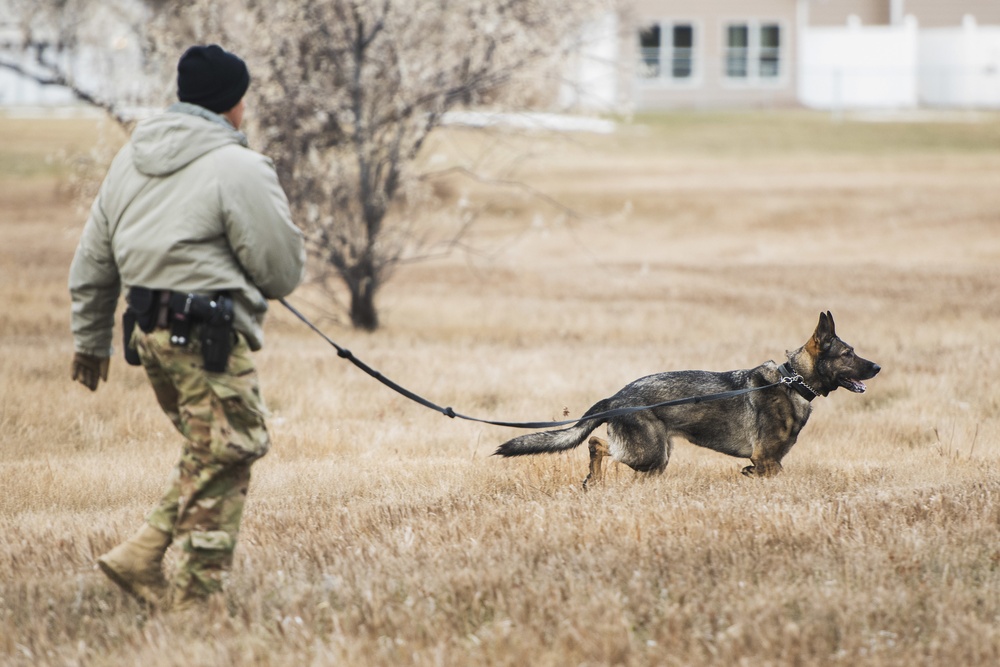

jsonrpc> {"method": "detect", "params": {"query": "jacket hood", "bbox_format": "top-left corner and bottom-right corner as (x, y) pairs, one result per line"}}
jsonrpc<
(131, 102), (249, 177)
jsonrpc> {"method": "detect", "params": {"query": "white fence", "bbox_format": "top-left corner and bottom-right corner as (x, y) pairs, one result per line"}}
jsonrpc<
(799, 17), (919, 110)
(0, 67), (76, 106)
(920, 18), (1000, 108)
(799, 15), (1000, 110)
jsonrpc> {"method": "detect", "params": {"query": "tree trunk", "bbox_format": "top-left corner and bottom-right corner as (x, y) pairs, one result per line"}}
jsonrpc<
(348, 279), (379, 331)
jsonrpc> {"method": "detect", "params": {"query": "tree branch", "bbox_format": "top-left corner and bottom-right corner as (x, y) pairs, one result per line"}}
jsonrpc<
(0, 58), (133, 129)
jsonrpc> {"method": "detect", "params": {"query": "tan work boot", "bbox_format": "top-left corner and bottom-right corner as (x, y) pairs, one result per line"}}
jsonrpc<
(97, 524), (172, 606)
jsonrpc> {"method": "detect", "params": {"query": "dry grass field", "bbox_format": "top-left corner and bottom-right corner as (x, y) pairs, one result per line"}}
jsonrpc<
(1, 108), (999, 666)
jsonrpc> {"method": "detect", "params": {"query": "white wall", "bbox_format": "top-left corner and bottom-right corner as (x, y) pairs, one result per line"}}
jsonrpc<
(559, 11), (620, 113)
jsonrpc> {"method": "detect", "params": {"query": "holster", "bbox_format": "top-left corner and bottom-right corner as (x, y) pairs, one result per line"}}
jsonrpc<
(192, 294), (235, 373)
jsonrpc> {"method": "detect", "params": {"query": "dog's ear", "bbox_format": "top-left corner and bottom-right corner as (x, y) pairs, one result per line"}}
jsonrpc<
(813, 311), (836, 351)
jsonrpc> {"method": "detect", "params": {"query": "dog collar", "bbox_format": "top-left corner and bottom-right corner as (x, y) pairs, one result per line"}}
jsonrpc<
(779, 363), (818, 402)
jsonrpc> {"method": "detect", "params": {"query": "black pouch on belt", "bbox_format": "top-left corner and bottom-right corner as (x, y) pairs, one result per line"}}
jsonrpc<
(121, 309), (141, 366)
(122, 287), (158, 366)
(127, 287), (159, 332)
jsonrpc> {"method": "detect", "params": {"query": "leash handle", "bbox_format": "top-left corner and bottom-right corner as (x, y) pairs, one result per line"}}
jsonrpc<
(279, 298), (790, 430)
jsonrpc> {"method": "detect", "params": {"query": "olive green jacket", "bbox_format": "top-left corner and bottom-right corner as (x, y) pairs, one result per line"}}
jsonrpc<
(69, 103), (305, 356)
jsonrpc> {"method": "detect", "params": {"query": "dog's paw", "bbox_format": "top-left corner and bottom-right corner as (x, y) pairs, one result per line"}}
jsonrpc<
(743, 462), (782, 477)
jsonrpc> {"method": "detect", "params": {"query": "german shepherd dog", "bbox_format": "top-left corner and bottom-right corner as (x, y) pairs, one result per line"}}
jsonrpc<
(495, 312), (880, 485)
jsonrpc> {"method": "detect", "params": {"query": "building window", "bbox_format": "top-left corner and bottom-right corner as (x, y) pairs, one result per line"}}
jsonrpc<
(759, 24), (781, 78)
(725, 24), (749, 78)
(724, 21), (783, 82)
(639, 24), (662, 78)
(638, 21), (697, 82)
(671, 24), (694, 78)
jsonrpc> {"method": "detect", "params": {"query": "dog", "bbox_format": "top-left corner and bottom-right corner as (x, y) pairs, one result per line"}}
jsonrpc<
(495, 312), (880, 485)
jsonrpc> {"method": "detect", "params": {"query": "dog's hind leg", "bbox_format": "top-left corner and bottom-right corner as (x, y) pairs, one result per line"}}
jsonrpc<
(583, 436), (610, 490)
(606, 415), (671, 475)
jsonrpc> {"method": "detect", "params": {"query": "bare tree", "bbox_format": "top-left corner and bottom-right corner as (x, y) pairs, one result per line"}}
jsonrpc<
(248, 1), (612, 330)
(4, 0), (611, 330)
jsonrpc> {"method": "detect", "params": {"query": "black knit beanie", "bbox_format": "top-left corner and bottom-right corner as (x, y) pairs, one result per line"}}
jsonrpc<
(177, 45), (250, 114)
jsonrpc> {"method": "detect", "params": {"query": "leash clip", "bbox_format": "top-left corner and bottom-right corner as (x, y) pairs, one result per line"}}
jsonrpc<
(780, 374), (804, 385)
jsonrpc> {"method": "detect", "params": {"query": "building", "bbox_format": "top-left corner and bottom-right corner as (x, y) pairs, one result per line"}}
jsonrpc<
(6, 1), (1000, 113)
(626, 0), (800, 110)
(563, 0), (1000, 112)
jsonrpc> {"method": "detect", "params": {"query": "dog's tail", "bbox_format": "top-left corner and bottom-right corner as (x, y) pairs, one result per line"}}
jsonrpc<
(493, 399), (612, 457)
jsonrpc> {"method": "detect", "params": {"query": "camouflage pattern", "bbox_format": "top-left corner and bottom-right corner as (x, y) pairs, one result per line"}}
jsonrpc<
(133, 326), (269, 604)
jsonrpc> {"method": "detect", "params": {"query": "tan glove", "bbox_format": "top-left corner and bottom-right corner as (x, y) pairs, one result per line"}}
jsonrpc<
(72, 353), (110, 392)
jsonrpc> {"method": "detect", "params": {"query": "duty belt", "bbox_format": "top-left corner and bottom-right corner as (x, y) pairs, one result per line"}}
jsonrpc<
(123, 287), (235, 372)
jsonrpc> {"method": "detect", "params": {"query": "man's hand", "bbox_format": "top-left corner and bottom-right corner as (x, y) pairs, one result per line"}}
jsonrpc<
(72, 353), (110, 392)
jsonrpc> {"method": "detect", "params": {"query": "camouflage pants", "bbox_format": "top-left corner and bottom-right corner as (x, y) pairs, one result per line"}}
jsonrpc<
(133, 327), (270, 603)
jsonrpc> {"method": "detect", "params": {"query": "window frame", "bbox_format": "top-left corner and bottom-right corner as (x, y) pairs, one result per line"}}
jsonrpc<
(721, 19), (787, 87)
(637, 19), (702, 87)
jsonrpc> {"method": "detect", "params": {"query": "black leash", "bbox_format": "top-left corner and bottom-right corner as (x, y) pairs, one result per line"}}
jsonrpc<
(279, 298), (804, 429)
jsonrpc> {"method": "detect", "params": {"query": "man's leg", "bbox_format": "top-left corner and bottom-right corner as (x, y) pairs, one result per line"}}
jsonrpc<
(163, 333), (270, 609)
(170, 460), (252, 608)
(96, 329), (179, 606)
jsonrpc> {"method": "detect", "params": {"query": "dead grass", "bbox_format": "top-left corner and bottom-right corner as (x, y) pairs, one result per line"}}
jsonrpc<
(1, 111), (998, 666)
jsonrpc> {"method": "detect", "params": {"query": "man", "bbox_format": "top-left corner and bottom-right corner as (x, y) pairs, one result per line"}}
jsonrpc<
(69, 44), (305, 611)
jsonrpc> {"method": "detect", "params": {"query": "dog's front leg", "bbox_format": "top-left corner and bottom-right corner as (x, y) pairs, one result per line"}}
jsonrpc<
(583, 436), (610, 490)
